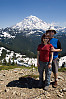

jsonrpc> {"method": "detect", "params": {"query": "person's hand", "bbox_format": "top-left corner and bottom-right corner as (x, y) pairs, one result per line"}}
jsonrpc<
(48, 64), (51, 68)
(37, 62), (40, 67)
(60, 49), (62, 51)
(51, 47), (54, 51)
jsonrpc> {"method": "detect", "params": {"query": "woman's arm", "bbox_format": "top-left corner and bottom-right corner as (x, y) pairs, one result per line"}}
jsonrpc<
(37, 51), (40, 67)
(48, 51), (53, 68)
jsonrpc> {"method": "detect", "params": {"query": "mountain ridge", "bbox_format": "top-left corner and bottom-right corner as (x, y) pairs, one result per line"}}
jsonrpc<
(0, 15), (66, 39)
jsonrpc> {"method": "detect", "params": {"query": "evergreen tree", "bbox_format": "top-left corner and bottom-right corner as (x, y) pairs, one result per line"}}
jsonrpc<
(1, 49), (7, 60)
(11, 59), (15, 66)
(7, 58), (11, 66)
(3, 59), (7, 65)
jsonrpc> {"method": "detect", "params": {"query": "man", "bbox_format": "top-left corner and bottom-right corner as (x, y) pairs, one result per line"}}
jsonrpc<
(46, 26), (62, 88)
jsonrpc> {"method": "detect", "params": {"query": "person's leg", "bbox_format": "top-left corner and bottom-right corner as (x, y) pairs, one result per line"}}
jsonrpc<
(54, 73), (58, 81)
(52, 58), (59, 88)
(45, 62), (48, 85)
(44, 62), (52, 90)
(53, 73), (58, 87)
(38, 61), (44, 87)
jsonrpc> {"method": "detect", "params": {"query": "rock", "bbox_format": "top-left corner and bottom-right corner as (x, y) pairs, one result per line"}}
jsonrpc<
(0, 79), (4, 81)
(57, 94), (63, 98)
(47, 92), (51, 97)
(3, 74), (6, 76)
(36, 77), (39, 80)
(13, 69), (18, 73)
(21, 92), (26, 96)
(57, 92), (64, 97)
(44, 91), (51, 97)
(58, 76), (64, 80)
(12, 91), (16, 95)
(62, 88), (66, 92)
(5, 89), (9, 92)
(55, 90), (59, 94)
(19, 72), (23, 75)
(0, 90), (3, 93)
(59, 89), (63, 93)
(16, 92), (21, 96)
(51, 78), (54, 81)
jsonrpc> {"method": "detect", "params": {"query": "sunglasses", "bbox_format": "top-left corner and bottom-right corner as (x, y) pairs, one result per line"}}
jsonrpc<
(48, 30), (54, 33)
(43, 38), (49, 39)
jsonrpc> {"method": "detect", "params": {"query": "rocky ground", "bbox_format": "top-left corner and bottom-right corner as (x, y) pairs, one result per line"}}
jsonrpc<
(0, 67), (66, 99)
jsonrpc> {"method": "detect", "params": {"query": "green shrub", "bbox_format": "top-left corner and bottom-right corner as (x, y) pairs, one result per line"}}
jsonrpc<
(58, 67), (66, 72)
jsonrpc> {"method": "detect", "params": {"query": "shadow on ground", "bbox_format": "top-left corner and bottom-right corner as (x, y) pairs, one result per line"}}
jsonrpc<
(6, 76), (54, 89)
(6, 77), (41, 89)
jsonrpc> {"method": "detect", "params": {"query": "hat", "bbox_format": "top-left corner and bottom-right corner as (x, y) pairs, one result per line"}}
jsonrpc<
(46, 26), (56, 34)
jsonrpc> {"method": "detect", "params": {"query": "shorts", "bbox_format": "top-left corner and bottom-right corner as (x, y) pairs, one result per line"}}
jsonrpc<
(52, 58), (59, 74)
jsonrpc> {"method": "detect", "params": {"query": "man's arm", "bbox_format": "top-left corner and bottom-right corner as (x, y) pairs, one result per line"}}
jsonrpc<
(51, 40), (62, 52)
(52, 48), (62, 52)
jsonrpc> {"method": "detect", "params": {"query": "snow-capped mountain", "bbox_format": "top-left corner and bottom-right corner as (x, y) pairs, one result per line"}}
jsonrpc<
(12, 15), (66, 33)
(12, 15), (50, 31)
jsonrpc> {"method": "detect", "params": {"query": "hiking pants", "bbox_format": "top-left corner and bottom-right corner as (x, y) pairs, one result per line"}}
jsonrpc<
(38, 61), (52, 86)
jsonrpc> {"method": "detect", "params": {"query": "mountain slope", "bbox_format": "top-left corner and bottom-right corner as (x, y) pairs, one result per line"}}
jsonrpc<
(12, 15), (50, 31)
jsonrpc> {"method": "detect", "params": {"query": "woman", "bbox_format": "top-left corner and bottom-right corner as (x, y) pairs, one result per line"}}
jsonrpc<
(37, 34), (53, 90)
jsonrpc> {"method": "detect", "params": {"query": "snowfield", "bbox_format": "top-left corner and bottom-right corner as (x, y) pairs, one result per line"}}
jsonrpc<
(0, 47), (66, 68)
(0, 47), (37, 67)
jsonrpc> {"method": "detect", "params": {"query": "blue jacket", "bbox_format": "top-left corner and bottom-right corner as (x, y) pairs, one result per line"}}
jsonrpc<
(50, 38), (58, 59)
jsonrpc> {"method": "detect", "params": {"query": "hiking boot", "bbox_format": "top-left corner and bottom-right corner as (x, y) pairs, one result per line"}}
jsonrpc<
(53, 81), (57, 88)
(44, 86), (49, 91)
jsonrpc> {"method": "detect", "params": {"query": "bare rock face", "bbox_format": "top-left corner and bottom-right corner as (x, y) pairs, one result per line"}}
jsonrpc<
(0, 68), (66, 99)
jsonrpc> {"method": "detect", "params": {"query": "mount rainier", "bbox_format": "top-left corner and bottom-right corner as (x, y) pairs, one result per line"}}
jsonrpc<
(12, 15), (66, 36)
(12, 15), (50, 31)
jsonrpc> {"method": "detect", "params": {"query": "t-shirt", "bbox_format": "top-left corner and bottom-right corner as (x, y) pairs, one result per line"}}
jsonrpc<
(37, 44), (53, 62)
(50, 38), (61, 59)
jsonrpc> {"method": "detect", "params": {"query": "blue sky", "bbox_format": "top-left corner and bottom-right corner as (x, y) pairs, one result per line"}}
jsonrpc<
(0, 0), (66, 28)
